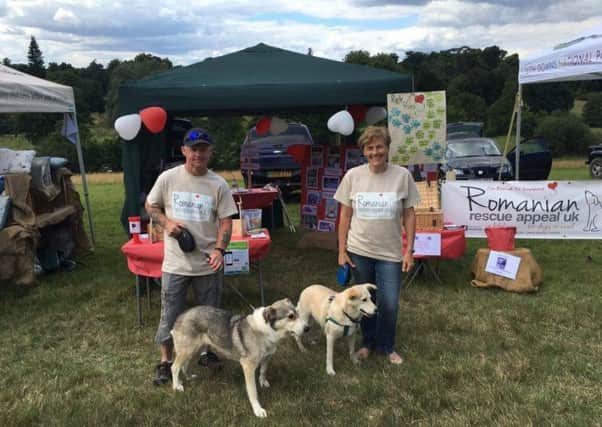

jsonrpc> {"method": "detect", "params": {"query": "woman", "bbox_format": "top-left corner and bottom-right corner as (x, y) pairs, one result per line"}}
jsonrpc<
(334, 126), (420, 365)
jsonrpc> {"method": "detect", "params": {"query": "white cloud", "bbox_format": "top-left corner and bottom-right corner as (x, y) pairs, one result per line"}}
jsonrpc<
(0, 0), (601, 67)
(53, 7), (78, 25)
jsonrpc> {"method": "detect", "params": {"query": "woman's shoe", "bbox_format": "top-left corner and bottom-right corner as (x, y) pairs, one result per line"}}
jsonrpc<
(355, 347), (371, 360)
(387, 351), (403, 365)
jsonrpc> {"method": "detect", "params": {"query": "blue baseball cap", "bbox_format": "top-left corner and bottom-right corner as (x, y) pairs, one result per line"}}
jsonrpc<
(183, 127), (213, 146)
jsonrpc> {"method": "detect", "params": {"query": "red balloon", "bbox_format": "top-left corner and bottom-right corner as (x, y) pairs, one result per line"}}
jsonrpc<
(255, 116), (271, 135)
(347, 104), (367, 123)
(139, 107), (167, 134)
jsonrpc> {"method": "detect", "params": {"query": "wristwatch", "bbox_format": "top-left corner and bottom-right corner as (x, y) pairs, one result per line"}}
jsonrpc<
(214, 247), (226, 256)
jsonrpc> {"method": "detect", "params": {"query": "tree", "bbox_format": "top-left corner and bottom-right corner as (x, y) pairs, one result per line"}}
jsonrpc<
(523, 82), (574, 113)
(486, 78), (518, 135)
(27, 36), (45, 77)
(535, 112), (595, 156)
(583, 92), (602, 127)
(104, 53), (172, 122)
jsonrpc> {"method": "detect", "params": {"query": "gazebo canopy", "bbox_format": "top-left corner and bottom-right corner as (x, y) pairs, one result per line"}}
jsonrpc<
(0, 64), (75, 113)
(118, 43), (412, 115)
(519, 24), (602, 84)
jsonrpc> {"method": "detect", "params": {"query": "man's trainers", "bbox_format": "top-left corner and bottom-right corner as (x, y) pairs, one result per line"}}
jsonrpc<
(153, 361), (172, 386)
(199, 351), (223, 371)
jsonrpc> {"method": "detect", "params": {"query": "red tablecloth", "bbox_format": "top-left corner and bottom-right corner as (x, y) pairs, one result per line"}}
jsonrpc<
(232, 189), (278, 209)
(121, 230), (272, 278)
(403, 228), (466, 259)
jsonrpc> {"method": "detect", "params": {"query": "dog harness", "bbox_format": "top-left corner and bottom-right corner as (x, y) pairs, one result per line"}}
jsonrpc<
(325, 295), (361, 337)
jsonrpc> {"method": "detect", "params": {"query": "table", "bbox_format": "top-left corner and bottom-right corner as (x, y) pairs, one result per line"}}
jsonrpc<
(471, 248), (542, 293)
(402, 228), (466, 287)
(232, 189), (278, 209)
(121, 231), (272, 325)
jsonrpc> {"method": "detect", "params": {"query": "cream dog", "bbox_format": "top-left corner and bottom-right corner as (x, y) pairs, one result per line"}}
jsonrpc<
(294, 284), (377, 376)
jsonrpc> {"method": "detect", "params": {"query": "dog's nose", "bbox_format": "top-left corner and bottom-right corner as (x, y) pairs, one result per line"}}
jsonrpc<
(303, 325), (310, 333)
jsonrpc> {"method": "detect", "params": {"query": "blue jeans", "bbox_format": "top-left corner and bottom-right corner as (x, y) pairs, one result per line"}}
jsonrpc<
(349, 252), (402, 354)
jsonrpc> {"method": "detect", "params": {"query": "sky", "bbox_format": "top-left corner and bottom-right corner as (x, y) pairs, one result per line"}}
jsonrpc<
(1, 0), (602, 67)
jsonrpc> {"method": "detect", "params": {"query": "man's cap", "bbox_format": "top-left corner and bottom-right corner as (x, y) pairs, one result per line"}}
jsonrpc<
(183, 128), (213, 146)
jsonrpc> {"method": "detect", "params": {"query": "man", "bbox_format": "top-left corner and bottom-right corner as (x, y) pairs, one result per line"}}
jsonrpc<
(145, 127), (238, 385)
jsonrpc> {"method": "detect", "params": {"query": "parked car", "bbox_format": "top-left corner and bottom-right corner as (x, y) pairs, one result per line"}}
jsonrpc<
(443, 137), (513, 180)
(442, 137), (552, 181)
(507, 138), (552, 180)
(447, 122), (484, 138)
(586, 143), (602, 179)
(240, 123), (314, 192)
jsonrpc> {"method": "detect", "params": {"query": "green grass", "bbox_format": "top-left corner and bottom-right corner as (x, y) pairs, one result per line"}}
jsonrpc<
(1, 170), (601, 425)
(0, 134), (34, 150)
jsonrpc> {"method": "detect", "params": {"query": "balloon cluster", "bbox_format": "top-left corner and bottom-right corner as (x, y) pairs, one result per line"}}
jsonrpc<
(114, 106), (168, 141)
(254, 116), (289, 136)
(327, 105), (387, 136)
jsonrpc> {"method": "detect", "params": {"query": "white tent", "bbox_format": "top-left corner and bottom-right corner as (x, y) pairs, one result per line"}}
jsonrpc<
(0, 64), (95, 248)
(514, 24), (602, 178)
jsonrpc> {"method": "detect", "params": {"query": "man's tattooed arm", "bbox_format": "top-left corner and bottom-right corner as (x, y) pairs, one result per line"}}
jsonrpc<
(216, 217), (233, 249)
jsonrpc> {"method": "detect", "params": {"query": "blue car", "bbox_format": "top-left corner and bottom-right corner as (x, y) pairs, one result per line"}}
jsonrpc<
(240, 123), (314, 192)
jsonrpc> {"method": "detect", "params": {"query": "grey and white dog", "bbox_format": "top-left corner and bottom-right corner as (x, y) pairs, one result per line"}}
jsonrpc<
(170, 299), (308, 418)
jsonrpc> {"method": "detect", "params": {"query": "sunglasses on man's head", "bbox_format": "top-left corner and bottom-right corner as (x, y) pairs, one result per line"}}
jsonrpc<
(185, 130), (212, 144)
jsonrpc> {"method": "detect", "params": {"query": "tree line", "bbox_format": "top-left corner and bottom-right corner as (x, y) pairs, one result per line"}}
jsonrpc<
(2, 37), (601, 172)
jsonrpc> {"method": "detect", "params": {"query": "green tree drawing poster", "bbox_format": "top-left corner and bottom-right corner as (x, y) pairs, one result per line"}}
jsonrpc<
(387, 91), (447, 166)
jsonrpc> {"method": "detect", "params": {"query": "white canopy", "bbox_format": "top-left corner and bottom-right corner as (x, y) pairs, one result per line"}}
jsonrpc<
(0, 64), (95, 248)
(0, 64), (75, 113)
(519, 24), (602, 84)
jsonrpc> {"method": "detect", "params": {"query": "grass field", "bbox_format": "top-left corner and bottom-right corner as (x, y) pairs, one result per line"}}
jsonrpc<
(1, 165), (602, 425)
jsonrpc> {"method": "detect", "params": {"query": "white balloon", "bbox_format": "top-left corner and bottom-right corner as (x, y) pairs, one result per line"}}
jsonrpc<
(327, 110), (354, 136)
(365, 106), (387, 125)
(270, 116), (288, 135)
(114, 114), (142, 141)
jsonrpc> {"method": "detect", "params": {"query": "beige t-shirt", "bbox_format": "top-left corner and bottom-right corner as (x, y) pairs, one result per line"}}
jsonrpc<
(147, 165), (238, 276)
(334, 164), (421, 262)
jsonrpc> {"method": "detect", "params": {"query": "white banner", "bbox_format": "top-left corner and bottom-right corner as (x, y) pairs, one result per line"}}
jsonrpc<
(442, 181), (602, 239)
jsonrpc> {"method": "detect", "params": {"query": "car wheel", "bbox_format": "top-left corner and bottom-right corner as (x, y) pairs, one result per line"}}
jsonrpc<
(590, 158), (602, 179)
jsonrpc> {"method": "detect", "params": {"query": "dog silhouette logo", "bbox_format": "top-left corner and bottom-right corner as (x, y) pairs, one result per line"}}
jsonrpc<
(583, 190), (601, 232)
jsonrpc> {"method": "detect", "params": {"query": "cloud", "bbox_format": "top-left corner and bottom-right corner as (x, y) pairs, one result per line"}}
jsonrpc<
(0, 0), (601, 67)
(53, 7), (78, 25)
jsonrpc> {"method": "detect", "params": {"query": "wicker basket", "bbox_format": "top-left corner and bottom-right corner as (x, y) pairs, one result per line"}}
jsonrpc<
(415, 181), (443, 230)
(415, 208), (443, 230)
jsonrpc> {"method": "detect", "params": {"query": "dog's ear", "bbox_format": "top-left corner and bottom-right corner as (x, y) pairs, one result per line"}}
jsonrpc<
(263, 307), (277, 324)
(348, 287), (359, 300)
(364, 283), (378, 291)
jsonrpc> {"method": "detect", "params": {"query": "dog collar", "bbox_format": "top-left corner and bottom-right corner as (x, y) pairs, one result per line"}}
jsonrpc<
(325, 317), (353, 337)
(327, 295), (361, 325)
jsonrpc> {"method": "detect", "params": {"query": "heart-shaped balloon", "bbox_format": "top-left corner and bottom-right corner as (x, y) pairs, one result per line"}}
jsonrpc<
(114, 114), (142, 141)
(327, 110), (354, 136)
(139, 106), (167, 134)
(256, 116), (271, 135)
(347, 104), (367, 123)
(270, 116), (288, 135)
(365, 106), (387, 125)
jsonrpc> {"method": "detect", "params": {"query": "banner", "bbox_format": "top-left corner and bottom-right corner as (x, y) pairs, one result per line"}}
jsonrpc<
(442, 180), (602, 239)
(387, 91), (446, 165)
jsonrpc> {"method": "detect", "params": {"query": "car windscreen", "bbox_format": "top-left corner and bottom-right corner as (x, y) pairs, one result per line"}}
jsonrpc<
(246, 134), (310, 145)
(447, 139), (501, 158)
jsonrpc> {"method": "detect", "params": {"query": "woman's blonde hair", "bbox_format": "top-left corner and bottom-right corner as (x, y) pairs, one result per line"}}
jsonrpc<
(357, 126), (391, 151)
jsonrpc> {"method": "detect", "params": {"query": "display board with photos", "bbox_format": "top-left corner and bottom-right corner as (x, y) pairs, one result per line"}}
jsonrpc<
(300, 144), (366, 232)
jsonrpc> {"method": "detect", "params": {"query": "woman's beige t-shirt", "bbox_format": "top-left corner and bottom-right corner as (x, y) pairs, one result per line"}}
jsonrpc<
(147, 165), (238, 276)
(334, 164), (420, 262)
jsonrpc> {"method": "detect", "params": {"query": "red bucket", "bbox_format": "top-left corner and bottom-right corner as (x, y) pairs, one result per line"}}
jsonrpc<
(485, 226), (516, 251)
